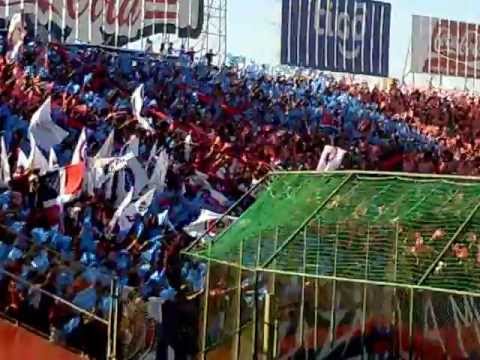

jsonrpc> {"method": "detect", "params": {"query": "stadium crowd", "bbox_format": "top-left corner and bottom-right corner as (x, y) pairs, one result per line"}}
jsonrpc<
(0, 32), (479, 358)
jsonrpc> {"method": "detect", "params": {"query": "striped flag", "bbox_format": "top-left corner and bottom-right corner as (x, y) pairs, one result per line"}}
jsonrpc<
(146, 0), (179, 23)
(38, 163), (85, 207)
(72, 128), (88, 165)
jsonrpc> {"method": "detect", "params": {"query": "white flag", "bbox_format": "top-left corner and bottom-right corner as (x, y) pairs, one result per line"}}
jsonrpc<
(0, 137), (11, 186)
(147, 142), (158, 168)
(108, 188), (134, 232)
(29, 98), (69, 152)
(128, 157), (149, 196)
(131, 84), (154, 132)
(184, 134), (192, 161)
(316, 145), (347, 172)
(125, 135), (139, 157)
(7, 13), (26, 62)
(7, 41), (23, 63)
(149, 150), (169, 191)
(7, 13), (26, 47)
(105, 172), (114, 200)
(135, 189), (156, 216)
(193, 171), (230, 207)
(184, 209), (237, 238)
(27, 134), (49, 175)
(95, 129), (115, 159)
(48, 148), (59, 170)
(115, 170), (128, 207)
(72, 128), (87, 164)
(117, 189), (155, 233)
(94, 153), (135, 172)
(17, 149), (29, 171)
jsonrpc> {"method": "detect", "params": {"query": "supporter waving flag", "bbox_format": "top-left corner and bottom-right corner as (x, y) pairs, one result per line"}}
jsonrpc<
(132, 84), (154, 132)
(38, 163), (85, 205)
(72, 128), (88, 164)
(0, 137), (10, 187)
(6, 13), (26, 63)
(48, 148), (59, 170)
(29, 97), (69, 152)
(27, 134), (49, 175)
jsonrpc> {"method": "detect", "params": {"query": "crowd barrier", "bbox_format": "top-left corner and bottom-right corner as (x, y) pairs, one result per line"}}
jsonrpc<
(0, 225), (164, 359)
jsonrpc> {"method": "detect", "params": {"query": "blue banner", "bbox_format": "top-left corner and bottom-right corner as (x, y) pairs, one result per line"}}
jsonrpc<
(281, 0), (391, 77)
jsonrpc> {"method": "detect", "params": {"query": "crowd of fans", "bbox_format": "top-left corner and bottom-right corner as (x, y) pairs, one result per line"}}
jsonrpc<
(0, 29), (479, 358)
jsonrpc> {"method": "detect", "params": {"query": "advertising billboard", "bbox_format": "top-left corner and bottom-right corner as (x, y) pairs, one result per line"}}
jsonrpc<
(281, 0), (391, 77)
(0, 0), (204, 47)
(412, 15), (480, 79)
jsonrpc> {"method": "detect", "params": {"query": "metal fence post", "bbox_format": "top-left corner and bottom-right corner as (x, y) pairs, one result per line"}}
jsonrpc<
(299, 227), (307, 356)
(329, 224), (340, 348)
(408, 288), (414, 360)
(201, 241), (212, 360)
(252, 230), (263, 359)
(313, 221), (321, 353)
(107, 276), (119, 360)
(112, 277), (120, 360)
(361, 223), (371, 357)
(234, 238), (244, 360)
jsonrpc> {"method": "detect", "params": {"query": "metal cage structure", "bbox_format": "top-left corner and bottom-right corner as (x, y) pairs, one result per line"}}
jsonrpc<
(0, 0), (228, 65)
(200, 0), (228, 65)
(185, 171), (480, 359)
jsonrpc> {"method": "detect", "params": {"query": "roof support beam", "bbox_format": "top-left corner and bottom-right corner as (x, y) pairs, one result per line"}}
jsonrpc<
(417, 201), (480, 286)
(261, 173), (354, 269)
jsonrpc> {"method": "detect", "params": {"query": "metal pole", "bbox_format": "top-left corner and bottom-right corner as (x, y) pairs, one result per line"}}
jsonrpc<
(265, 226), (279, 359)
(329, 224), (340, 347)
(273, 319), (279, 359)
(408, 288), (414, 359)
(111, 276), (119, 360)
(252, 230), (263, 359)
(224, 0), (228, 64)
(270, 170), (480, 182)
(361, 223), (371, 357)
(140, 0), (145, 50)
(234, 238), (244, 360)
(114, 0), (120, 48)
(106, 278), (114, 359)
(313, 221), (321, 353)
(401, 37), (411, 85)
(299, 227), (307, 356)
(393, 221), (400, 358)
(201, 241), (213, 359)
(0, 268), (108, 324)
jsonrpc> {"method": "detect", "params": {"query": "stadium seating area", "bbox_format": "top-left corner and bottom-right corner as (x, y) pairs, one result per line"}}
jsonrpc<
(0, 37), (479, 357)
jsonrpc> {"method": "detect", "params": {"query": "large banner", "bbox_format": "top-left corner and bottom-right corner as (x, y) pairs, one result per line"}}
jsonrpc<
(281, 0), (391, 77)
(412, 15), (480, 79)
(0, 0), (204, 47)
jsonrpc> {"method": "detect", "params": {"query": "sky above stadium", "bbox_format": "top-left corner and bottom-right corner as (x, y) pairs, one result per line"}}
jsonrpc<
(228, 0), (480, 80)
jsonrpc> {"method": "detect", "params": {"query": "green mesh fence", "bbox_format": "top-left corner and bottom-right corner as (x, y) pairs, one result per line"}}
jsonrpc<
(187, 172), (480, 295)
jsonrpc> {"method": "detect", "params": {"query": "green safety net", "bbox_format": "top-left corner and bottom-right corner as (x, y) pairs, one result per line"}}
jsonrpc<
(187, 172), (480, 294)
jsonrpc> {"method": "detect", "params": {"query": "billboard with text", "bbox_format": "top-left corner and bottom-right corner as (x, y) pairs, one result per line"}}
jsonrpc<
(281, 0), (391, 77)
(0, 0), (204, 47)
(412, 15), (480, 79)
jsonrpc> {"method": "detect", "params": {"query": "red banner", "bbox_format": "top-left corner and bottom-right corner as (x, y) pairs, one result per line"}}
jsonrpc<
(412, 15), (480, 79)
